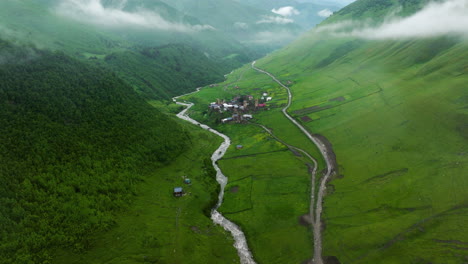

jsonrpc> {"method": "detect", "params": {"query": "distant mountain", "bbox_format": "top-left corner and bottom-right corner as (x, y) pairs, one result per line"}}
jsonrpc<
(234, 0), (342, 30)
(249, 0), (468, 262)
(158, 0), (304, 49)
(0, 40), (189, 264)
(0, 0), (258, 99)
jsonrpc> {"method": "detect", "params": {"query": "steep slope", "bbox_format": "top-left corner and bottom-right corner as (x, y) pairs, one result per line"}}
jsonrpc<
(89, 44), (236, 99)
(0, 0), (256, 99)
(0, 41), (189, 263)
(249, 0), (468, 263)
(325, 0), (431, 22)
(0, 0), (127, 54)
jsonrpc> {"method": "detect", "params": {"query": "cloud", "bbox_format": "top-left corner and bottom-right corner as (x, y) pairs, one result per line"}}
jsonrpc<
(301, 0), (355, 7)
(249, 31), (296, 44)
(315, 0), (468, 39)
(55, 0), (214, 33)
(234, 22), (249, 30)
(317, 9), (333, 18)
(257, 16), (294, 25)
(0, 45), (39, 65)
(0, 25), (48, 50)
(272, 6), (300, 17)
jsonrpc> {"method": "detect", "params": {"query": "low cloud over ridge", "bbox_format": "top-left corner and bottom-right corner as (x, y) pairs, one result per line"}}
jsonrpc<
(318, 9), (333, 18)
(316, 0), (468, 39)
(272, 6), (300, 17)
(55, 0), (214, 32)
(257, 16), (294, 25)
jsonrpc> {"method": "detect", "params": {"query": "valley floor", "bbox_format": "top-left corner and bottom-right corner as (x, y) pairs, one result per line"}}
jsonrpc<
(52, 118), (239, 264)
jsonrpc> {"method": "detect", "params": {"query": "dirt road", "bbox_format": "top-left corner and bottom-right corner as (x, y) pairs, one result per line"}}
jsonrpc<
(252, 61), (336, 264)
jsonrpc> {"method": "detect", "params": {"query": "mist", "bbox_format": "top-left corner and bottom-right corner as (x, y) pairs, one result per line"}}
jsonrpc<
(257, 16), (294, 25)
(272, 6), (300, 17)
(55, 0), (214, 33)
(250, 30), (297, 44)
(316, 0), (468, 39)
(318, 9), (333, 18)
(0, 27), (40, 65)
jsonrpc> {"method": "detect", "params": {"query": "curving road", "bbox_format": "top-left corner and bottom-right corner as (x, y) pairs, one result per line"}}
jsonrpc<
(252, 61), (336, 264)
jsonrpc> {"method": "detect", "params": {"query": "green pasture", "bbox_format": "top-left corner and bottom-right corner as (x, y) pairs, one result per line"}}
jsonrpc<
(52, 120), (239, 264)
(179, 62), (334, 263)
(253, 36), (468, 263)
(218, 151), (313, 264)
(183, 65), (326, 169)
(178, 34), (468, 262)
(217, 124), (287, 159)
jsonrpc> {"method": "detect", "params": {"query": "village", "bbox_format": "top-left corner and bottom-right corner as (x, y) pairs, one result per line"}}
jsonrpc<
(208, 90), (273, 123)
(172, 92), (275, 198)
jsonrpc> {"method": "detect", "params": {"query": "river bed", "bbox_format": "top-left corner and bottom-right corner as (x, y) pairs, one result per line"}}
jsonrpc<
(175, 101), (256, 264)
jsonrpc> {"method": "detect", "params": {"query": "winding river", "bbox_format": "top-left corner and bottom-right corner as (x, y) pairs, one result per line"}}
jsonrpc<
(175, 100), (256, 264)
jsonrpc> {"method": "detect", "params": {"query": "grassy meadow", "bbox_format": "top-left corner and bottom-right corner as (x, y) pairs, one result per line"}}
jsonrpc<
(218, 151), (313, 264)
(180, 32), (467, 263)
(179, 68), (330, 263)
(254, 36), (468, 263)
(184, 66), (326, 169)
(52, 119), (239, 264)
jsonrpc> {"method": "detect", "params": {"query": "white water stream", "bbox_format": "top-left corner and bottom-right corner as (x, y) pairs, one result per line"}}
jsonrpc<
(175, 100), (256, 264)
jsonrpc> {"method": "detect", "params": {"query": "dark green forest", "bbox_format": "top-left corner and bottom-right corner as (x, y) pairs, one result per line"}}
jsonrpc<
(97, 44), (240, 99)
(0, 40), (189, 263)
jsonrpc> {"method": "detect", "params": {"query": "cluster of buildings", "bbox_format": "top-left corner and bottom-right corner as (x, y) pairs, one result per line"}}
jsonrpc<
(209, 92), (273, 123)
(173, 176), (192, 197)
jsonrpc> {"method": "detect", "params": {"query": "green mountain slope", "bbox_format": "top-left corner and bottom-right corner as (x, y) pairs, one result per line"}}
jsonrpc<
(0, 0), (128, 54)
(327, 0), (431, 21)
(101, 0), (199, 25)
(0, 41), (189, 263)
(0, 0), (257, 99)
(89, 44), (237, 99)
(246, 0), (468, 263)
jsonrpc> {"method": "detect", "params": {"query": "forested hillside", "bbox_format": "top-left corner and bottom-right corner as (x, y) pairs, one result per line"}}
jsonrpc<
(0, 40), (189, 263)
(0, 0), (257, 99)
(95, 44), (242, 99)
